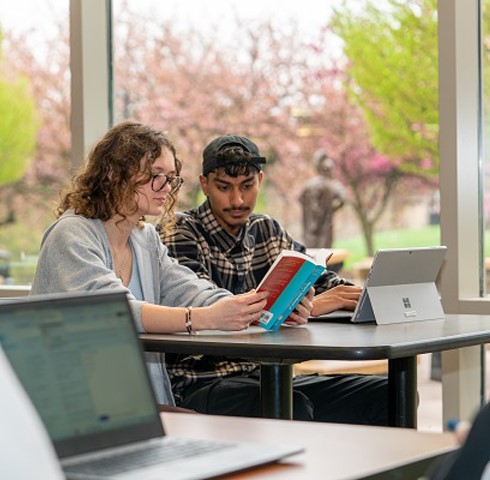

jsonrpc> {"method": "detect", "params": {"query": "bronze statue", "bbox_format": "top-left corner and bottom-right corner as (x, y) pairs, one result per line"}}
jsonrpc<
(299, 149), (346, 248)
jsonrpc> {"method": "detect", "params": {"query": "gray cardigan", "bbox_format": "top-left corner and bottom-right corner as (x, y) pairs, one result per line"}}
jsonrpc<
(31, 211), (231, 405)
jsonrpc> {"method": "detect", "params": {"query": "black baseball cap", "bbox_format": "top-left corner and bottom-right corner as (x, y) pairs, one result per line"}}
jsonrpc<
(202, 134), (266, 175)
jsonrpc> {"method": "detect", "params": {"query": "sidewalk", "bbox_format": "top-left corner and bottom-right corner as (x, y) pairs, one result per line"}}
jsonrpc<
(417, 353), (443, 432)
(417, 351), (490, 432)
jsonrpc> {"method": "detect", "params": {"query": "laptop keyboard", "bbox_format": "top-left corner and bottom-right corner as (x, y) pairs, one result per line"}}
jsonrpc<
(64, 437), (235, 477)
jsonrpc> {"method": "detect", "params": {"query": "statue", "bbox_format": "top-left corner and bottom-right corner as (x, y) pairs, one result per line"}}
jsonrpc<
(299, 149), (346, 248)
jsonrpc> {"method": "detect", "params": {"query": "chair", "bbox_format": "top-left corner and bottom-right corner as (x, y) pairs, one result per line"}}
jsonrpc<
(426, 402), (490, 479)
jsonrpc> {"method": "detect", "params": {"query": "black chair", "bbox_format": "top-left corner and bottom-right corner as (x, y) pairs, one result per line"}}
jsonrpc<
(426, 402), (490, 479)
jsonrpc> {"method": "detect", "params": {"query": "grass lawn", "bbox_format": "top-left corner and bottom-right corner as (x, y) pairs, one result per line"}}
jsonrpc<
(333, 225), (442, 271)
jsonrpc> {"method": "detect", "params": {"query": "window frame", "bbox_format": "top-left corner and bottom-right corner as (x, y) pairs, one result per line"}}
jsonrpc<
(439, 0), (486, 425)
(1, 0), (487, 427)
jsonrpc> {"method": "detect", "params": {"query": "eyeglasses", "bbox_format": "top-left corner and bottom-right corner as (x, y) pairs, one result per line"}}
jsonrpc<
(151, 173), (184, 192)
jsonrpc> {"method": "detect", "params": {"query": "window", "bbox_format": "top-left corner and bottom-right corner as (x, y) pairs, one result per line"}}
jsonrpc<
(0, 0), (69, 289)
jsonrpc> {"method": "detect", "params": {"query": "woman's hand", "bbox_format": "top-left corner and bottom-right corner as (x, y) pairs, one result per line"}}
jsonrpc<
(197, 290), (269, 331)
(284, 287), (314, 326)
(310, 285), (362, 317)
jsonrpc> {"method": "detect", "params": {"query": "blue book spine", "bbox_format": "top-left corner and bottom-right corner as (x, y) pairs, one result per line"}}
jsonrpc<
(270, 264), (325, 331)
(258, 262), (315, 330)
(258, 262), (324, 331)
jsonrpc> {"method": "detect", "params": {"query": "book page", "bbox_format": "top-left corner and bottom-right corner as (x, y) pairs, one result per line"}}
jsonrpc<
(310, 248), (334, 266)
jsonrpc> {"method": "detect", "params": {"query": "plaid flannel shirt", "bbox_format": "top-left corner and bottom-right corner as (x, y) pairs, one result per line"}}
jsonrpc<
(161, 200), (352, 403)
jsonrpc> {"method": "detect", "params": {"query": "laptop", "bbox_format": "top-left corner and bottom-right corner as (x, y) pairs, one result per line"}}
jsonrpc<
(0, 291), (302, 480)
(311, 246), (447, 325)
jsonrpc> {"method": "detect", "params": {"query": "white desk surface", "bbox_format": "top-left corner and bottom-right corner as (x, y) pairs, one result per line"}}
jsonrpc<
(162, 412), (457, 479)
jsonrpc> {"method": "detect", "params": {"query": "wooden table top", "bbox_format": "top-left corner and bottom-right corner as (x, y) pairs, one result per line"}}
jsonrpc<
(161, 412), (457, 479)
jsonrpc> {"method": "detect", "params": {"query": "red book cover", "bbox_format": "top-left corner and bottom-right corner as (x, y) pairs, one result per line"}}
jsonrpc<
(257, 256), (305, 311)
(255, 249), (330, 330)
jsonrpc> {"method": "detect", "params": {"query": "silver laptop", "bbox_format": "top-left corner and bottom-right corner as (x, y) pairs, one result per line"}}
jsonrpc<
(0, 291), (302, 480)
(312, 246), (447, 325)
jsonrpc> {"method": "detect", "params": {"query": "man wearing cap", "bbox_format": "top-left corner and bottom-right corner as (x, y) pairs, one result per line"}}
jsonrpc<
(160, 134), (388, 425)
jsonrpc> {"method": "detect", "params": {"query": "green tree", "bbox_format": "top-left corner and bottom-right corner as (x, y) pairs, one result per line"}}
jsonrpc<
(0, 33), (38, 189)
(0, 32), (38, 229)
(330, 0), (438, 176)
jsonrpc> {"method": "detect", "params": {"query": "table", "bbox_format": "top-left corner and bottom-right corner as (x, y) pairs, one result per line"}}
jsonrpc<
(162, 411), (457, 479)
(141, 314), (490, 428)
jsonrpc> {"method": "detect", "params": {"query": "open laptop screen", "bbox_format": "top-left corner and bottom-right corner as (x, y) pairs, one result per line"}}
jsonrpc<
(0, 291), (163, 458)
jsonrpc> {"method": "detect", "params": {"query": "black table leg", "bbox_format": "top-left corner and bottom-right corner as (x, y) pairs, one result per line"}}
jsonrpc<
(389, 356), (417, 428)
(260, 363), (293, 419)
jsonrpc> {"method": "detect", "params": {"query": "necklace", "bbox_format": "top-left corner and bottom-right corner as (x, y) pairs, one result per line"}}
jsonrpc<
(113, 246), (129, 283)
(116, 264), (124, 282)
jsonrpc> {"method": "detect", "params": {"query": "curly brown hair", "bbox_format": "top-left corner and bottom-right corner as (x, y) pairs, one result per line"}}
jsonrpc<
(57, 120), (182, 226)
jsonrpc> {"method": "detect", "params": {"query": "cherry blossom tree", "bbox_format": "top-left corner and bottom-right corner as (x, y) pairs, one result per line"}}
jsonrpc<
(293, 57), (431, 256)
(113, 7), (320, 224)
(0, 32), (38, 227)
(0, 4), (432, 259)
(0, 22), (70, 252)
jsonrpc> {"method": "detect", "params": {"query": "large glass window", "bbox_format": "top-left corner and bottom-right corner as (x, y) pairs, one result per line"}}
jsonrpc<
(483, 0), (490, 295)
(0, 0), (70, 288)
(0, 0), (485, 429)
(112, 0), (441, 284)
(0, 1), (444, 289)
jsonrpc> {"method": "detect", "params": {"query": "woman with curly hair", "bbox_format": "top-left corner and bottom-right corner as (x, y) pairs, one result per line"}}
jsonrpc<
(30, 120), (298, 407)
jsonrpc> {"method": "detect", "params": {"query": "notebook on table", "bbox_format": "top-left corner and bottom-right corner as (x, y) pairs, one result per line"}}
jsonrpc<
(311, 246), (447, 325)
(0, 291), (302, 480)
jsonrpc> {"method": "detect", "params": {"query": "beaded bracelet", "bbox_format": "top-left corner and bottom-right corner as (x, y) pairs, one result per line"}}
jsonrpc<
(184, 306), (195, 335)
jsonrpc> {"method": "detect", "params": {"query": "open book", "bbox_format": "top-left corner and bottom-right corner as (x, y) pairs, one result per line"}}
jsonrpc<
(256, 249), (331, 331)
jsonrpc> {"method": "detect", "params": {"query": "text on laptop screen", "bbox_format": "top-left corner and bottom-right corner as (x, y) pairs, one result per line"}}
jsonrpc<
(0, 296), (157, 441)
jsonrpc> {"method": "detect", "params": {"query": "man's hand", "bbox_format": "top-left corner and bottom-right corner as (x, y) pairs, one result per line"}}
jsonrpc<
(283, 287), (314, 326)
(310, 285), (362, 317)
